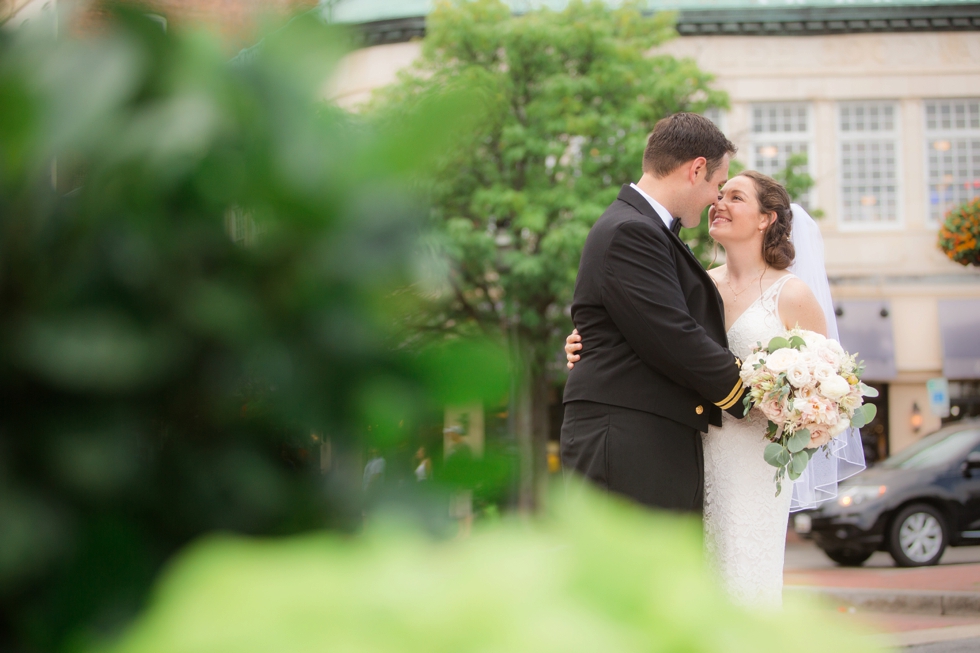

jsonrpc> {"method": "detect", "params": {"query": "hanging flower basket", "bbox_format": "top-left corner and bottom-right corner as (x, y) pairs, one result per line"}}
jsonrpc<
(938, 198), (980, 267)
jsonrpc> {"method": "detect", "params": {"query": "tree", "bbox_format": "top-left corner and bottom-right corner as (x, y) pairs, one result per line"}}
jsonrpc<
(372, 0), (728, 508)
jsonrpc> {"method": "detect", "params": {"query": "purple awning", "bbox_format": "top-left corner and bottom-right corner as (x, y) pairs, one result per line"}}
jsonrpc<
(939, 299), (980, 380)
(835, 300), (896, 381)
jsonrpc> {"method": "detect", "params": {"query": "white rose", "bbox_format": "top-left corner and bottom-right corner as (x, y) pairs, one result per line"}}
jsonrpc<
(765, 348), (800, 374)
(819, 375), (851, 401)
(829, 418), (851, 437)
(812, 363), (836, 383)
(802, 330), (827, 348)
(815, 342), (842, 368)
(739, 352), (765, 382)
(826, 339), (846, 357)
(799, 350), (820, 370)
(786, 361), (812, 389)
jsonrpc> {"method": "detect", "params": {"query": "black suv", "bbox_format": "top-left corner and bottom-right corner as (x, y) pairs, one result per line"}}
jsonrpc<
(794, 419), (980, 567)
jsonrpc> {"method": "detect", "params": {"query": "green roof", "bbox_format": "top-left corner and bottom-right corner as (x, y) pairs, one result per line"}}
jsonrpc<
(329, 0), (980, 24)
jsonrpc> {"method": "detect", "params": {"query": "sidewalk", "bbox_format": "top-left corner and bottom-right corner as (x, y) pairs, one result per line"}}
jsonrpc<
(784, 541), (980, 649)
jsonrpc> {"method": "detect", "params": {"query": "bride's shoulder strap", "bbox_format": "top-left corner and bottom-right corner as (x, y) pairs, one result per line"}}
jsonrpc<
(768, 273), (796, 298)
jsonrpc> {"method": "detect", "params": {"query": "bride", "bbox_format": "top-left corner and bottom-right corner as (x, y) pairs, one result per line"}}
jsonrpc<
(565, 170), (864, 608)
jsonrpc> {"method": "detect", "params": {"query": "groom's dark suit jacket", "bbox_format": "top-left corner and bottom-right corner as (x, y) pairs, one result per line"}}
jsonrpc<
(561, 185), (746, 510)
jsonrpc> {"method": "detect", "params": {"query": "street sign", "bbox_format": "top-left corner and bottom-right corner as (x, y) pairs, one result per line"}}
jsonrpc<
(926, 378), (950, 419)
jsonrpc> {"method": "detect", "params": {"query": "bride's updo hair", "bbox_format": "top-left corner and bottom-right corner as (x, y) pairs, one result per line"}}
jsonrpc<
(736, 170), (795, 270)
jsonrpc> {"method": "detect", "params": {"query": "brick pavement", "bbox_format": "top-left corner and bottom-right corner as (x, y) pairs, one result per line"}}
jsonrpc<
(784, 542), (980, 648)
(784, 563), (980, 593)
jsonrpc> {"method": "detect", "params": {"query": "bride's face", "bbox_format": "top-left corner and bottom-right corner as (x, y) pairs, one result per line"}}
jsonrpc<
(708, 175), (773, 247)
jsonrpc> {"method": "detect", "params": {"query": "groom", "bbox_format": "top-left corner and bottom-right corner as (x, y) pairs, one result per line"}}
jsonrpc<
(561, 113), (747, 513)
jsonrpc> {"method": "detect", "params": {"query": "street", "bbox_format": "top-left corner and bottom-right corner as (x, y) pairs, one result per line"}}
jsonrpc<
(785, 539), (980, 651)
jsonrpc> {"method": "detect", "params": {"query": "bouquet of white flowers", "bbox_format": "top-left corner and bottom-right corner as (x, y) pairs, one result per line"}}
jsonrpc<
(740, 327), (878, 496)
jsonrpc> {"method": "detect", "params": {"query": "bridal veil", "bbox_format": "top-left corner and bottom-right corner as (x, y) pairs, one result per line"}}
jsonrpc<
(787, 204), (867, 511)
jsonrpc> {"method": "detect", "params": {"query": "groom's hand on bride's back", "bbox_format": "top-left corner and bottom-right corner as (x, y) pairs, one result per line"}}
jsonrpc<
(565, 329), (582, 369)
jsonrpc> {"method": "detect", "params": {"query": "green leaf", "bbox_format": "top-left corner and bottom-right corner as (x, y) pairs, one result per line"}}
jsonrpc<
(787, 428), (810, 454)
(763, 443), (784, 468)
(859, 383), (879, 398)
(788, 336), (807, 350)
(775, 447), (791, 467)
(866, 404), (878, 422)
(849, 404), (877, 429)
(765, 420), (778, 439)
(788, 468), (803, 481)
(766, 336), (790, 353)
(791, 453), (808, 475)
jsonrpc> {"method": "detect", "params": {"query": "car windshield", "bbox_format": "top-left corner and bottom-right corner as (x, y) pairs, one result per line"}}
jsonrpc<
(881, 426), (980, 470)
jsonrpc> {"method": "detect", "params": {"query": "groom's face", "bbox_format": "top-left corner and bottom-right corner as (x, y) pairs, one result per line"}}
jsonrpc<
(681, 155), (730, 228)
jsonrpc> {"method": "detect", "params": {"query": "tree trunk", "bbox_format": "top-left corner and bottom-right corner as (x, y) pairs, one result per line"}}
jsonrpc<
(511, 331), (550, 513)
(530, 368), (550, 509)
(512, 332), (534, 512)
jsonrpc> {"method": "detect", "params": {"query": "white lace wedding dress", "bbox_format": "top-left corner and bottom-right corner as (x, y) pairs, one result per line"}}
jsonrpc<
(703, 273), (795, 609)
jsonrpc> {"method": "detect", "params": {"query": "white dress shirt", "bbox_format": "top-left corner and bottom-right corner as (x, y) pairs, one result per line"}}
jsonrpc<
(630, 182), (674, 230)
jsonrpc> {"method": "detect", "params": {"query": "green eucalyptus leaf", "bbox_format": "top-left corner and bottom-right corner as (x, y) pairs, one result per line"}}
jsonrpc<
(764, 443), (784, 468)
(787, 428), (810, 454)
(850, 404), (877, 429)
(766, 336), (790, 353)
(788, 336), (807, 350)
(791, 451), (810, 475)
(859, 383), (880, 398)
(776, 447), (791, 467)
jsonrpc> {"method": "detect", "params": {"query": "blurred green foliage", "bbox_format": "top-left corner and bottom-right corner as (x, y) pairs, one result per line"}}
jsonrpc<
(370, 0), (729, 496)
(99, 486), (880, 653)
(0, 6), (508, 650)
(775, 152), (819, 215)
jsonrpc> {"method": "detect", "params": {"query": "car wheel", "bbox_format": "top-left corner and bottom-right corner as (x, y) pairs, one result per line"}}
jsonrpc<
(823, 548), (873, 567)
(887, 503), (947, 567)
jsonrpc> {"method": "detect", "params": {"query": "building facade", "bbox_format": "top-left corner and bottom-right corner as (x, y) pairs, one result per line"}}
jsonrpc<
(657, 23), (980, 458)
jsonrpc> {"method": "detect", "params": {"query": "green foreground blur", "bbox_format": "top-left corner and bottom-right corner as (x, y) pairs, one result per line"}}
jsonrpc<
(99, 485), (879, 653)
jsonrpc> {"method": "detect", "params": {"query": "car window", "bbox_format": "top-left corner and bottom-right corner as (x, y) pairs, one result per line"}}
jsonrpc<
(881, 428), (980, 470)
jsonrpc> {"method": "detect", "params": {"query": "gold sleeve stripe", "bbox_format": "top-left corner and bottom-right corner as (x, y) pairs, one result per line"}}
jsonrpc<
(715, 379), (744, 410)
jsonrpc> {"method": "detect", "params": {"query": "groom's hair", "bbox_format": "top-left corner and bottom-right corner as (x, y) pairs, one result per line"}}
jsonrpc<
(642, 113), (736, 179)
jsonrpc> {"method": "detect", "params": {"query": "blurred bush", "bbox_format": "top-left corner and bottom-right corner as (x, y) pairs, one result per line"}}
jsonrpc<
(98, 486), (880, 653)
(0, 6), (507, 650)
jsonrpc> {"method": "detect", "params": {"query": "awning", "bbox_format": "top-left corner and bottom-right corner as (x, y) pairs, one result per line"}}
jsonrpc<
(939, 300), (980, 380)
(835, 300), (896, 381)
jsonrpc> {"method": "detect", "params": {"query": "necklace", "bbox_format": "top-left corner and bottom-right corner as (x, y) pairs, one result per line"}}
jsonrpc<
(725, 267), (767, 300)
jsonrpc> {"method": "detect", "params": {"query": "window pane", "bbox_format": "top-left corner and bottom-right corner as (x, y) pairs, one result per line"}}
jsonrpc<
(750, 102), (813, 207)
(925, 100), (980, 222)
(838, 102), (900, 224)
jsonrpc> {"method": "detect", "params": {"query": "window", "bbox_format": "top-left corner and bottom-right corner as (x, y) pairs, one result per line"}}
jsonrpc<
(749, 103), (813, 207)
(838, 102), (900, 226)
(881, 427), (980, 470)
(925, 99), (980, 222)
